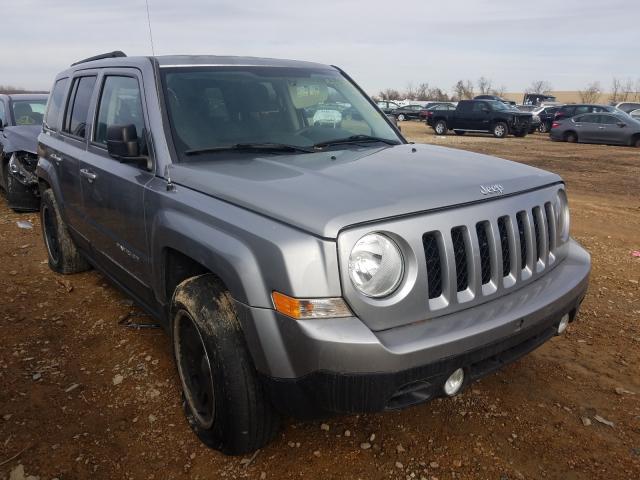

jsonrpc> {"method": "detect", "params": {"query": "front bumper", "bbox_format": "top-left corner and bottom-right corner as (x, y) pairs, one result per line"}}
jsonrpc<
(237, 240), (590, 415)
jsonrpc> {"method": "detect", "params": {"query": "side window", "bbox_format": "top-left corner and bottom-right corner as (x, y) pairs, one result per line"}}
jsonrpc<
(472, 102), (487, 113)
(574, 106), (590, 116)
(44, 78), (69, 131)
(458, 102), (472, 113)
(63, 76), (97, 138)
(95, 76), (145, 145)
(0, 101), (5, 126)
(576, 114), (596, 123)
(598, 115), (618, 125)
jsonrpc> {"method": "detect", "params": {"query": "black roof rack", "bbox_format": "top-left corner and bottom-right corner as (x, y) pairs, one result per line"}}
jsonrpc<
(71, 51), (127, 67)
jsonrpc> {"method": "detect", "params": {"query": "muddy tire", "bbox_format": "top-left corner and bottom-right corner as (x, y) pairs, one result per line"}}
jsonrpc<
(564, 131), (578, 143)
(171, 274), (280, 455)
(492, 122), (508, 138)
(434, 120), (447, 135)
(40, 189), (90, 274)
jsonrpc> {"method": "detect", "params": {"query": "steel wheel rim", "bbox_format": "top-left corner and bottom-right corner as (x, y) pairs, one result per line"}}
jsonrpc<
(42, 204), (61, 264)
(174, 310), (215, 429)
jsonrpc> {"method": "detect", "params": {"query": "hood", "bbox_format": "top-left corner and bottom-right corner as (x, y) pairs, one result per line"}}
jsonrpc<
(170, 144), (561, 238)
(1, 125), (41, 155)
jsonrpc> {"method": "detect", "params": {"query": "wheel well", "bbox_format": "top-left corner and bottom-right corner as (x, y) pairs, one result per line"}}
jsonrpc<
(631, 133), (640, 144)
(38, 178), (51, 194)
(164, 248), (216, 303)
(563, 130), (577, 139)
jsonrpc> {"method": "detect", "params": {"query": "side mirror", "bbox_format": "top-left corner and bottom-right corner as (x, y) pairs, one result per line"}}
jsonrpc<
(106, 124), (152, 170)
(107, 124), (139, 157)
(617, 122), (626, 128)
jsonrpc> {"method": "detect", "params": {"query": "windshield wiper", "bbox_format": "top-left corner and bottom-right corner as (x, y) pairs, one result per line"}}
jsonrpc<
(185, 142), (315, 156)
(313, 134), (401, 148)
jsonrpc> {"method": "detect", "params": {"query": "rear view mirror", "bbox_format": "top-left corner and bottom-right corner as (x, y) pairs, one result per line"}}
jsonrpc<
(106, 124), (152, 170)
(107, 124), (139, 157)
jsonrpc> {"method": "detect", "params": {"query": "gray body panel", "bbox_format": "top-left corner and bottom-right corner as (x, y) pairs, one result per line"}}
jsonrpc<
(550, 114), (640, 145)
(36, 54), (591, 399)
(170, 145), (559, 238)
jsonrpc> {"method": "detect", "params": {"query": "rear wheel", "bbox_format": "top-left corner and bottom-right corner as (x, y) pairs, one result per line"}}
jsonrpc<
(434, 120), (447, 135)
(172, 274), (280, 455)
(40, 189), (90, 274)
(564, 131), (578, 143)
(492, 122), (508, 138)
(632, 136), (640, 148)
(397, 114), (406, 121)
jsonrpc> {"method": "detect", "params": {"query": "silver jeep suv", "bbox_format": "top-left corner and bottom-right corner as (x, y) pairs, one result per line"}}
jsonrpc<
(36, 52), (590, 455)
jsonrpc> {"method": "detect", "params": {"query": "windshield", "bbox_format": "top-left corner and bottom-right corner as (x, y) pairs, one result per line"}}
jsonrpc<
(161, 66), (402, 159)
(12, 100), (47, 126)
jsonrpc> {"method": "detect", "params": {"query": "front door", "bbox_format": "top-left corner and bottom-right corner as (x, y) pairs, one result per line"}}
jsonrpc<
(78, 71), (155, 301)
(468, 101), (492, 131)
(573, 114), (599, 142)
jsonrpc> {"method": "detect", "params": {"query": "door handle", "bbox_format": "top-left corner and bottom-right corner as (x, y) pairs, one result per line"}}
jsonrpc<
(598, 126), (605, 129)
(80, 168), (97, 183)
(50, 153), (63, 165)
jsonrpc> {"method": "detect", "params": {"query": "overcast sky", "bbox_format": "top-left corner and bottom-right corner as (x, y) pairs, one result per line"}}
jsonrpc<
(3, 0), (638, 94)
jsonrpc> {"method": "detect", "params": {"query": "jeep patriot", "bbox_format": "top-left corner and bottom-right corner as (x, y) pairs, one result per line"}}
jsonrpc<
(37, 51), (590, 454)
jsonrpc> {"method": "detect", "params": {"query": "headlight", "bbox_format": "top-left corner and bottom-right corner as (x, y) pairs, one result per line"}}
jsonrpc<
(348, 233), (404, 298)
(556, 189), (570, 242)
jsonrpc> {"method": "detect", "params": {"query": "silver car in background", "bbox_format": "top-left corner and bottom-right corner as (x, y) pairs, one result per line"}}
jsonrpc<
(550, 111), (640, 147)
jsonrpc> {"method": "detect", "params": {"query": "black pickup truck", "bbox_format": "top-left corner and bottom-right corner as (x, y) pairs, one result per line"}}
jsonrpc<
(431, 99), (533, 138)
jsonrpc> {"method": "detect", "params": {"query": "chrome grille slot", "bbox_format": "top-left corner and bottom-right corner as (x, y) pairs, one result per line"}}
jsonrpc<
(451, 227), (469, 292)
(476, 221), (492, 285)
(497, 216), (511, 277)
(516, 211), (528, 270)
(544, 202), (556, 252)
(532, 207), (542, 261)
(422, 232), (443, 299)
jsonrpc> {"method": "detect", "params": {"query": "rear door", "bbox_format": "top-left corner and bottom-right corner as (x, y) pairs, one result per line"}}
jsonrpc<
(454, 101), (473, 129)
(573, 114), (599, 142)
(79, 69), (155, 301)
(51, 74), (98, 246)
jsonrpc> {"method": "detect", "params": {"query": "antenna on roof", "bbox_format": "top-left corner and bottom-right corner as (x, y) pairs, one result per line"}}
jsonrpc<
(145, 0), (156, 56)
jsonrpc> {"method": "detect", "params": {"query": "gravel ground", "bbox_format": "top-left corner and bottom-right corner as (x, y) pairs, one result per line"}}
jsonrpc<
(1, 123), (639, 480)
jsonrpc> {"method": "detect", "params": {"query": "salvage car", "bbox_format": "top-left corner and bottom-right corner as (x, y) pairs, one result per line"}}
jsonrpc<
(554, 104), (616, 121)
(0, 93), (48, 211)
(431, 99), (533, 137)
(550, 111), (640, 147)
(38, 52), (590, 455)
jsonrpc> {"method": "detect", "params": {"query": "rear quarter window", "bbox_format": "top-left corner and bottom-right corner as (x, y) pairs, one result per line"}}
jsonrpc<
(44, 78), (69, 131)
(63, 76), (97, 138)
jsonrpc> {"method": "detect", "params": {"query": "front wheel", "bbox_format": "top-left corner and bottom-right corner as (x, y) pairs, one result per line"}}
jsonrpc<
(538, 122), (550, 133)
(434, 120), (447, 135)
(492, 122), (508, 138)
(397, 114), (406, 122)
(172, 274), (281, 455)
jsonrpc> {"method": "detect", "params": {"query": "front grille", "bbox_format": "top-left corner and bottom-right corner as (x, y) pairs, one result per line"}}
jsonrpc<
(451, 227), (469, 292)
(423, 201), (557, 305)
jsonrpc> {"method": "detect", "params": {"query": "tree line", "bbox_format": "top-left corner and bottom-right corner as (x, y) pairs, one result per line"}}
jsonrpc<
(376, 78), (640, 104)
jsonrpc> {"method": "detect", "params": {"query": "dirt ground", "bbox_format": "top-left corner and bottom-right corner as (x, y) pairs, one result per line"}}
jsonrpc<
(1, 123), (639, 480)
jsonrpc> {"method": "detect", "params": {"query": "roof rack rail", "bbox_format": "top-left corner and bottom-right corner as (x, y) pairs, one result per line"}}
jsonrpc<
(71, 51), (127, 67)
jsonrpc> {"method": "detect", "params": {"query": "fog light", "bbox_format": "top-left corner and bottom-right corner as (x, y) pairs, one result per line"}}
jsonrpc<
(557, 314), (570, 334)
(443, 368), (465, 396)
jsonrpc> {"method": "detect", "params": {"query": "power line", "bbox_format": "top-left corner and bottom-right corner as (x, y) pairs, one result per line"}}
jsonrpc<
(145, 0), (156, 56)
